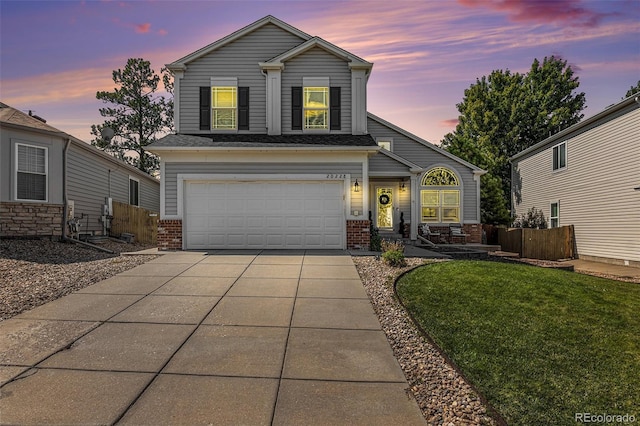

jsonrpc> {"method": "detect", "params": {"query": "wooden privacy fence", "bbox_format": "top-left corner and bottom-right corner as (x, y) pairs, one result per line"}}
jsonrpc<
(498, 225), (575, 260)
(111, 201), (158, 245)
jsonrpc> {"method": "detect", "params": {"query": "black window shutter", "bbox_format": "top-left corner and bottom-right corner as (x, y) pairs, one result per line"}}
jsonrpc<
(330, 86), (341, 130)
(292, 86), (302, 130)
(238, 87), (249, 130)
(199, 87), (210, 130)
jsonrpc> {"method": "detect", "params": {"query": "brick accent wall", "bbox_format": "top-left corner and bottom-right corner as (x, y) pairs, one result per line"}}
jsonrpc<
(347, 220), (370, 250)
(417, 223), (482, 244)
(463, 223), (482, 244)
(0, 202), (63, 238)
(158, 219), (182, 250)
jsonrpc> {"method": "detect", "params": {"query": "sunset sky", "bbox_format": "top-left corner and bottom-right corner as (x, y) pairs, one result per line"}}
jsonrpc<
(1, 0), (638, 145)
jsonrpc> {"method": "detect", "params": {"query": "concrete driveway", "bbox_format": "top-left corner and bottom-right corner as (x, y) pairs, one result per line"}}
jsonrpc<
(0, 250), (425, 425)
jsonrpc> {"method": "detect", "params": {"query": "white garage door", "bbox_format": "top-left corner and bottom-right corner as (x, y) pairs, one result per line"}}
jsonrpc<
(185, 181), (345, 249)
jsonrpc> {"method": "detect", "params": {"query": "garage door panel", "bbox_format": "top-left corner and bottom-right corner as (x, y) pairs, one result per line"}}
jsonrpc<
(186, 180), (344, 249)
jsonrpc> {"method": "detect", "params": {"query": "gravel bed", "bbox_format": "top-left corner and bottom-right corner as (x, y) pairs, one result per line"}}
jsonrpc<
(0, 239), (158, 321)
(352, 256), (497, 426)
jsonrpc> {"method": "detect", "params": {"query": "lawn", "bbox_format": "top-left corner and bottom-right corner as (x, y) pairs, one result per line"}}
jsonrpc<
(396, 260), (640, 425)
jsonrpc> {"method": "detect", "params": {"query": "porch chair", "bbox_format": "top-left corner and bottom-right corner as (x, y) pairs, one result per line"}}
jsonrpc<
(449, 223), (469, 244)
(417, 224), (440, 247)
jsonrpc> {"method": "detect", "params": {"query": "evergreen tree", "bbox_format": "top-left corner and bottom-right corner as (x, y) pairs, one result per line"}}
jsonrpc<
(91, 58), (173, 175)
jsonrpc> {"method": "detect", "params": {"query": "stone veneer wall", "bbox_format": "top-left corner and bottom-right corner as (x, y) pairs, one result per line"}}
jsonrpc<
(158, 219), (182, 250)
(0, 202), (63, 238)
(347, 220), (371, 250)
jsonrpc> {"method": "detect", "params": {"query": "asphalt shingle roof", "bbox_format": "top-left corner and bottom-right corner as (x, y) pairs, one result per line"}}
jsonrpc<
(149, 133), (378, 148)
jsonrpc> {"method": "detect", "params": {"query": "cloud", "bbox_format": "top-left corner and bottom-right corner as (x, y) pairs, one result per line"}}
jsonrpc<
(135, 23), (151, 34)
(157, 28), (168, 36)
(440, 118), (460, 128)
(458, 0), (614, 28)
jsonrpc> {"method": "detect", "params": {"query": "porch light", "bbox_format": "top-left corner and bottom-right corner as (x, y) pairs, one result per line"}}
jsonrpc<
(354, 179), (360, 192)
(400, 181), (406, 192)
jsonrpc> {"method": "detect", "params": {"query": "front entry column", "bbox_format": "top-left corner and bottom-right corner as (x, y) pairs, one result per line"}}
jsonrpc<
(410, 174), (419, 240)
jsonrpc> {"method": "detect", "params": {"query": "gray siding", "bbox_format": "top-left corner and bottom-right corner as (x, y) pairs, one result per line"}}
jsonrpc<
(513, 106), (640, 262)
(369, 152), (411, 174)
(1, 128), (64, 204)
(368, 117), (479, 222)
(164, 162), (363, 216)
(281, 47), (352, 134)
(67, 143), (159, 234)
(179, 23), (305, 133)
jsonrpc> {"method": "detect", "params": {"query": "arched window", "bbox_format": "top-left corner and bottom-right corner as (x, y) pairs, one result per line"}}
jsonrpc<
(420, 167), (460, 223)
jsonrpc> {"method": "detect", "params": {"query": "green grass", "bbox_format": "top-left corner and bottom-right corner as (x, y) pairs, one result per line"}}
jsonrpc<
(396, 261), (640, 425)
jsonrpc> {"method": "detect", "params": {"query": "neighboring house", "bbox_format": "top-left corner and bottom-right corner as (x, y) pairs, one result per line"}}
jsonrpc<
(149, 16), (484, 251)
(0, 102), (160, 239)
(511, 95), (640, 267)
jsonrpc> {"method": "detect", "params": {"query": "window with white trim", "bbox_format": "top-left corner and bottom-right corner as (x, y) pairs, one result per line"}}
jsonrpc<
(420, 167), (460, 223)
(553, 142), (566, 171)
(377, 139), (392, 151)
(304, 86), (329, 129)
(550, 202), (559, 228)
(129, 177), (140, 206)
(211, 86), (237, 129)
(16, 143), (47, 201)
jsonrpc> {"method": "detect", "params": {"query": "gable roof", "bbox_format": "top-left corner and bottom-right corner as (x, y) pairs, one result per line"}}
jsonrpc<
(166, 15), (311, 70)
(0, 102), (66, 135)
(367, 112), (486, 173)
(378, 148), (423, 172)
(260, 36), (372, 71)
(0, 102), (158, 183)
(510, 95), (640, 162)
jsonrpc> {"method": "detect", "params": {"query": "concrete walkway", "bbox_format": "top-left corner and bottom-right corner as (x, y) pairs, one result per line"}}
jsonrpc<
(0, 250), (426, 425)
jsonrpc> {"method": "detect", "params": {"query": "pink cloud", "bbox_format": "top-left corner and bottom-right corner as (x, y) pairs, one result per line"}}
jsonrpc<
(135, 23), (151, 33)
(458, 0), (613, 28)
(440, 119), (459, 128)
(157, 29), (168, 36)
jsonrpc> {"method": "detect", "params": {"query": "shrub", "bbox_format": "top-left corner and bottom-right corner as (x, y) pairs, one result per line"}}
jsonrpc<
(369, 226), (382, 251)
(512, 207), (547, 229)
(381, 240), (406, 267)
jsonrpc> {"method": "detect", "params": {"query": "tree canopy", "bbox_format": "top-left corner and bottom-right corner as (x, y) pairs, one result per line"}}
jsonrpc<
(624, 80), (640, 99)
(442, 56), (586, 224)
(91, 58), (173, 175)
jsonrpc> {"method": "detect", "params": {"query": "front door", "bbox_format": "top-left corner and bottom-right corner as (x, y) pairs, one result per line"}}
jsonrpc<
(376, 187), (393, 229)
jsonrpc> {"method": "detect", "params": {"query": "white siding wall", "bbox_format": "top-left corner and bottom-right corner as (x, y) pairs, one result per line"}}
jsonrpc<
(513, 107), (640, 263)
(178, 23), (305, 133)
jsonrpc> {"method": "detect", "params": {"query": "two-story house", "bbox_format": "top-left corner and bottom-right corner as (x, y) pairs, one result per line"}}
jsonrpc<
(149, 15), (484, 250)
(511, 95), (640, 266)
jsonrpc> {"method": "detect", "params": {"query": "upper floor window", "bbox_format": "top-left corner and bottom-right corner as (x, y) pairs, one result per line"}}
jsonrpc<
(553, 142), (566, 171)
(129, 177), (140, 206)
(199, 78), (249, 131)
(420, 167), (460, 223)
(304, 87), (329, 130)
(16, 143), (47, 201)
(212, 86), (237, 130)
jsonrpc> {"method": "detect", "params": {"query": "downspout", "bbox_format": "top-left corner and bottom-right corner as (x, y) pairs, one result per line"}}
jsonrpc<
(62, 138), (71, 240)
